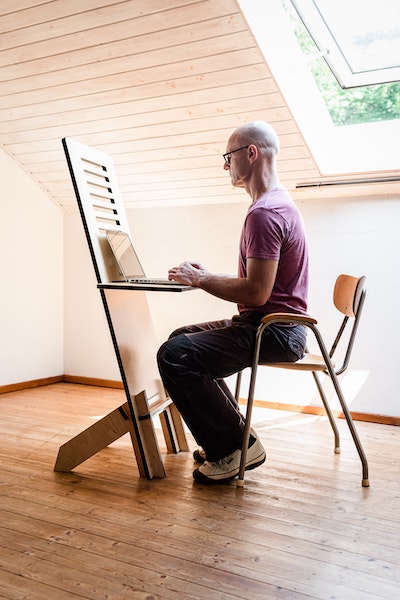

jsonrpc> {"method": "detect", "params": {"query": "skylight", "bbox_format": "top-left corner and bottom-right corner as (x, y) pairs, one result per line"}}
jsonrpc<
(290, 0), (400, 88)
(238, 0), (400, 175)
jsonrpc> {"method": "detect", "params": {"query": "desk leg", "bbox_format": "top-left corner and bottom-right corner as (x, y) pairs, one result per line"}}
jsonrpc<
(160, 404), (190, 454)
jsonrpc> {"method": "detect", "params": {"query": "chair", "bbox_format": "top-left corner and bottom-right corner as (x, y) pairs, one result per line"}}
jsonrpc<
(236, 274), (369, 488)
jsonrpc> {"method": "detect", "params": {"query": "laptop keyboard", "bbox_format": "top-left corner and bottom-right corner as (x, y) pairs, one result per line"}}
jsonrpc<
(126, 278), (181, 284)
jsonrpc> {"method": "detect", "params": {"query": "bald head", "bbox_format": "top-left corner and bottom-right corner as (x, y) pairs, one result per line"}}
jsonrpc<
(232, 121), (279, 160)
(225, 121), (281, 196)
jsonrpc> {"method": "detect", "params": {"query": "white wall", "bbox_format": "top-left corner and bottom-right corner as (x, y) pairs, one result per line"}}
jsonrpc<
(63, 216), (118, 380)
(0, 146), (64, 385)
(64, 195), (399, 418)
(0, 137), (396, 418)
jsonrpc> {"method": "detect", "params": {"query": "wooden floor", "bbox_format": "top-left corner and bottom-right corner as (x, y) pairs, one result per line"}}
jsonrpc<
(0, 383), (399, 600)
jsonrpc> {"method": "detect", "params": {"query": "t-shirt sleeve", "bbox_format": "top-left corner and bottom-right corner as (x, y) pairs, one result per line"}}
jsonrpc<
(244, 207), (286, 261)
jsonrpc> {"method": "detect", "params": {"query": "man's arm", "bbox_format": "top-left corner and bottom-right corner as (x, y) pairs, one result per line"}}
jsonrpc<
(168, 257), (278, 306)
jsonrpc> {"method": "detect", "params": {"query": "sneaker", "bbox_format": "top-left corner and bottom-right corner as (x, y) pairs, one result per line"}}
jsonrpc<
(193, 428), (257, 465)
(193, 436), (266, 484)
(193, 448), (206, 464)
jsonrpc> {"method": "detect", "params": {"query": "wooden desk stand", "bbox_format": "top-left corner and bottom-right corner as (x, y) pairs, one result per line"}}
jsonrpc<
(54, 395), (188, 479)
(57, 137), (189, 478)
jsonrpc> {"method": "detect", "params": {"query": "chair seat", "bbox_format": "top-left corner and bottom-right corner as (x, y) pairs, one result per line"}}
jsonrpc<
(262, 353), (331, 371)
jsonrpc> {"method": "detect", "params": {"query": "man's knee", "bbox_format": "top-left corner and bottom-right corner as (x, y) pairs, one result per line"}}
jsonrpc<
(157, 334), (192, 375)
(168, 324), (191, 339)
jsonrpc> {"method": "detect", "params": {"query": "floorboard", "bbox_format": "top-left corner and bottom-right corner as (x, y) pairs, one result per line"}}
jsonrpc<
(0, 383), (398, 600)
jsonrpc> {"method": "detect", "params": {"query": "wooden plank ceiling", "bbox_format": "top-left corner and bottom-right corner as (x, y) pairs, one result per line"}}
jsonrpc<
(0, 0), (382, 213)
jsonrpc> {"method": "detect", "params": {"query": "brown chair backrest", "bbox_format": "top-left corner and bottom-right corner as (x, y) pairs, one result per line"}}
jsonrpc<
(334, 274), (366, 317)
(331, 274), (367, 374)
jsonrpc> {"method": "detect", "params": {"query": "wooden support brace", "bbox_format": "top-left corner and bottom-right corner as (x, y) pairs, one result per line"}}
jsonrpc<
(54, 402), (133, 473)
(54, 393), (167, 479)
(159, 403), (190, 454)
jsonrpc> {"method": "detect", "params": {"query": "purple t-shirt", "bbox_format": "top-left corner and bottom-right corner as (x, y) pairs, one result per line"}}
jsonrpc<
(238, 187), (309, 316)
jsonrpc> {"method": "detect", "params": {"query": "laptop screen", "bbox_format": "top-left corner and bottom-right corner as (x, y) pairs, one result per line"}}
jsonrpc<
(105, 230), (146, 280)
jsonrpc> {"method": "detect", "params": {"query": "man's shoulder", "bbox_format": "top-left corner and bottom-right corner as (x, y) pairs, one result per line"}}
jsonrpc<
(248, 189), (296, 220)
(250, 187), (292, 210)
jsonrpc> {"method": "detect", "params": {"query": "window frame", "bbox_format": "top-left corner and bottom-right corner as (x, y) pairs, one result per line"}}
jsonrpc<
(290, 0), (400, 88)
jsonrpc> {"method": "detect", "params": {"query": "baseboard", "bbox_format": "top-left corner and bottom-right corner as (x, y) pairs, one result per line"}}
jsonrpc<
(239, 398), (400, 427)
(0, 374), (123, 394)
(0, 375), (64, 394)
(62, 374), (124, 389)
(1, 376), (398, 426)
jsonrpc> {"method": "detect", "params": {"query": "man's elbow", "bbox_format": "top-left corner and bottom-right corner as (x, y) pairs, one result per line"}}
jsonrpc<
(249, 290), (271, 307)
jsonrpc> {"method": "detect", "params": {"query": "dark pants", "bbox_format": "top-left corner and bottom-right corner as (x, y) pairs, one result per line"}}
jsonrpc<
(157, 313), (306, 462)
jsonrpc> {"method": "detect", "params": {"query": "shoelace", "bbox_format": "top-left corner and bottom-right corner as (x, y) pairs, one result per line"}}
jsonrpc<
(209, 454), (234, 470)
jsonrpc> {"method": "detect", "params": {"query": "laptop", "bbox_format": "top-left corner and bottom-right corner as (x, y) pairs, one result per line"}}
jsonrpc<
(105, 229), (186, 287)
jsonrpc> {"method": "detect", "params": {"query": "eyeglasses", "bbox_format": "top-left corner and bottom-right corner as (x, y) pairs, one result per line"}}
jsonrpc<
(222, 145), (249, 165)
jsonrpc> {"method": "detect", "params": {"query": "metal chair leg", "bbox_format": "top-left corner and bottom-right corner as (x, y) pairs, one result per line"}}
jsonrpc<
(310, 324), (369, 487)
(237, 327), (264, 488)
(312, 371), (341, 453)
(234, 370), (243, 402)
(237, 366), (257, 487)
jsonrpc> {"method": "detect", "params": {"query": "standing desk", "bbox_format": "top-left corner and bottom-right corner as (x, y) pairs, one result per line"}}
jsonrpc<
(55, 138), (190, 479)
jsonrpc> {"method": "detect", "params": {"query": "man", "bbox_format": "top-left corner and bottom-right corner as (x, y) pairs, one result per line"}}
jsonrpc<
(157, 121), (309, 484)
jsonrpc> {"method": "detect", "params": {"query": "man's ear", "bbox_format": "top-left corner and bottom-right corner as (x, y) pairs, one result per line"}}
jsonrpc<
(248, 144), (257, 160)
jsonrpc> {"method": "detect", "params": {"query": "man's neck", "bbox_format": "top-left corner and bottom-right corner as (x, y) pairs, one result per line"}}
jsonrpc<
(247, 172), (281, 204)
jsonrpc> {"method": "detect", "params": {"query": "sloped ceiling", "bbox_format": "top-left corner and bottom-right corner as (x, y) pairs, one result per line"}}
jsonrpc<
(0, 0), (395, 213)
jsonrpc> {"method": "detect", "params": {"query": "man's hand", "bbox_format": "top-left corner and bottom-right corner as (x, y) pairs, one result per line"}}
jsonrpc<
(168, 261), (209, 286)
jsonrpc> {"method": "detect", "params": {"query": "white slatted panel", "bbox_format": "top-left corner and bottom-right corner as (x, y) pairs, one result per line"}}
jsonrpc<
(0, 0), (320, 211)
